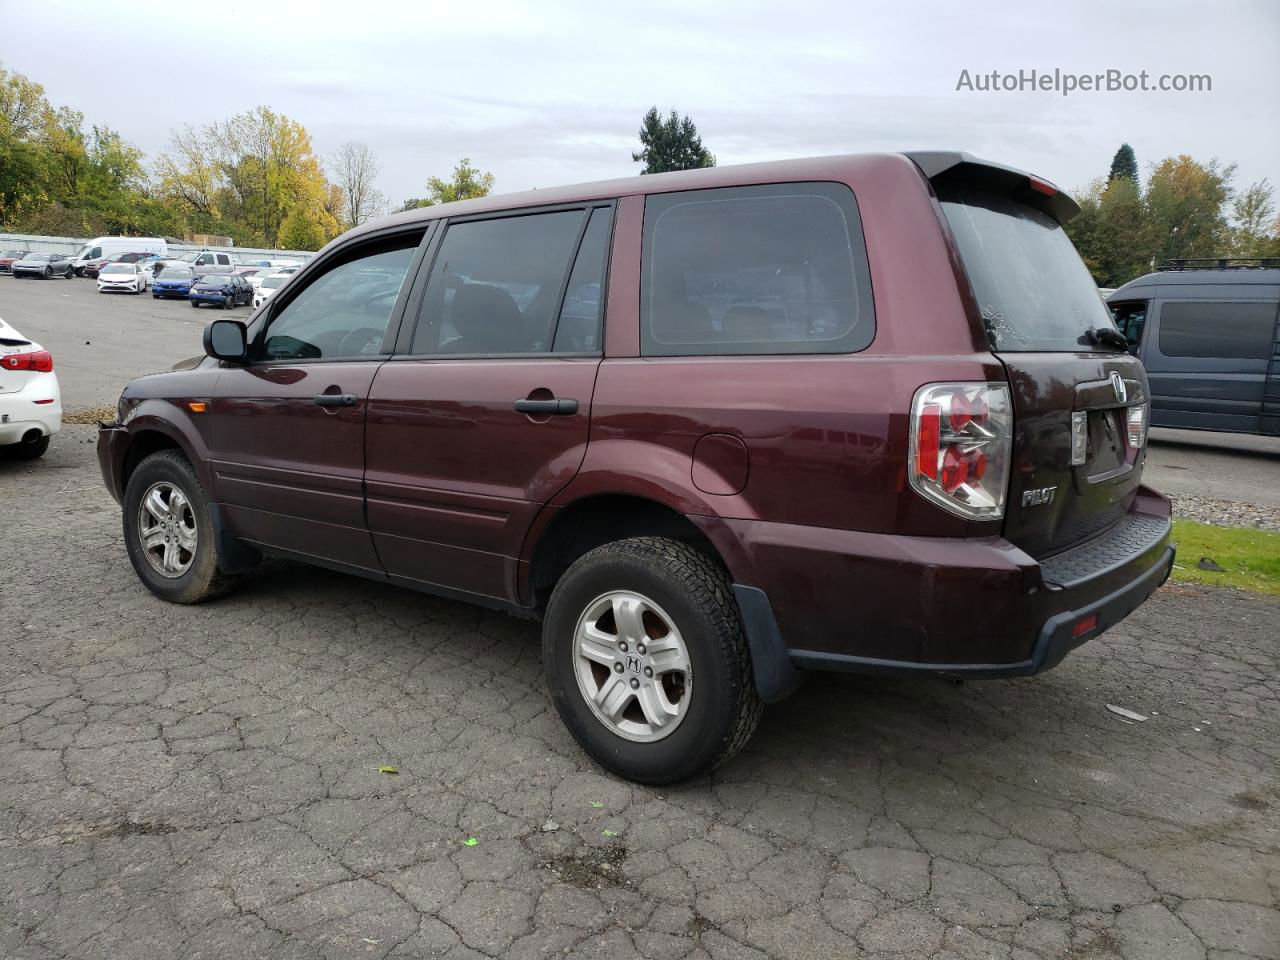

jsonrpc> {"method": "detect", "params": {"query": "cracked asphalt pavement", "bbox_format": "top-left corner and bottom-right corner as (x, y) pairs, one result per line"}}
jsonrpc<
(1, 279), (1278, 958)
(2, 427), (1277, 959)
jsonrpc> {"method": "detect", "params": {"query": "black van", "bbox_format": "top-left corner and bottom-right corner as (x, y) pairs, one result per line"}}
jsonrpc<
(1108, 260), (1280, 436)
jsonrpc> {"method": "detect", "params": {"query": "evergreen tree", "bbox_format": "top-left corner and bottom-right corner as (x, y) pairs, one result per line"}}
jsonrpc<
(1108, 144), (1138, 184)
(632, 108), (715, 174)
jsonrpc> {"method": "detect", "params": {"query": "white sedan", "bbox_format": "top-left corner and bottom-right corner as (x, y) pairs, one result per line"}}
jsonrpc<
(97, 262), (149, 294)
(0, 316), (61, 460)
(252, 271), (296, 309)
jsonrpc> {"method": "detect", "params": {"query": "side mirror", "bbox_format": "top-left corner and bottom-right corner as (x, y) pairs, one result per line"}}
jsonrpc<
(204, 319), (248, 363)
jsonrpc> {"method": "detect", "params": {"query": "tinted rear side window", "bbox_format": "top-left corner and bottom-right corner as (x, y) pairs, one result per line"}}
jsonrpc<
(1158, 300), (1277, 359)
(641, 182), (874, 356)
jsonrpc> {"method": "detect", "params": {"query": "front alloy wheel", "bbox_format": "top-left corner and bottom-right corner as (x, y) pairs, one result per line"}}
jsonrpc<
(123, 450), (251, 603)
(574, 591), (692, 742)
(136, 481), (197, 577)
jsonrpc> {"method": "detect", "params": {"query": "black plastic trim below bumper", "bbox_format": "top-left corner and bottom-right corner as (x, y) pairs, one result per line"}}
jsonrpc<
(788, 544), (1175, 679)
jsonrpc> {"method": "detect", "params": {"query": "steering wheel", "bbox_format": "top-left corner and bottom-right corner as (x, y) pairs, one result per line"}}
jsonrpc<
(337, 327), (383, 357)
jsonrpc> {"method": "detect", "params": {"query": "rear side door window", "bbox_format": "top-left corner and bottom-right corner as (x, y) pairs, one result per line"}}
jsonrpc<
(640, 182), (875, 356)
(410, 205), (612, 356)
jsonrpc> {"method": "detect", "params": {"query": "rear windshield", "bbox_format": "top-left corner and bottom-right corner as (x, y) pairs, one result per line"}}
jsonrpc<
(938, 185), (1115, 352)
(262, 276), (286, 289)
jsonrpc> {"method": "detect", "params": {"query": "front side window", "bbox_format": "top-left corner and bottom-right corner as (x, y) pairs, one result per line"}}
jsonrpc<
(1158, 301), (1276, 360)
(411, 208), (599, 355)
(1110, 301), (1148, 348)
(641, 182), (874, 356)
(256, 236), (420, 362)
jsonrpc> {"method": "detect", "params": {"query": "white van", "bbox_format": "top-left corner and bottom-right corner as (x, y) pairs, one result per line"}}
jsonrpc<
(72, 237), (167, 276)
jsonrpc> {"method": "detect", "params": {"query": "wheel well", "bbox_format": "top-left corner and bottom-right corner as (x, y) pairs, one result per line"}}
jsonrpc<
(121, 430), (182, 490)
(528, 495), (726, 610)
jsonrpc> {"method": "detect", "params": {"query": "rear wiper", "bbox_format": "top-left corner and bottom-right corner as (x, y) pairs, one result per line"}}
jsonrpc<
(1081, 327), (1129, 351)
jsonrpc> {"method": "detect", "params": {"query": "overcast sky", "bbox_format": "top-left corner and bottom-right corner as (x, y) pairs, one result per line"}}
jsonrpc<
(3, 0), (1277, 211)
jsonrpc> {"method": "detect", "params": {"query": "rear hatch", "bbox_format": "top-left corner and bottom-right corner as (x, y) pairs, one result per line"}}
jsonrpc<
(923, 156), (1149, 559)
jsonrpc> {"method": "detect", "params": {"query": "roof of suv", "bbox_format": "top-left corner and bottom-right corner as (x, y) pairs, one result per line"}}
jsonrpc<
(345, 151), (1073, 247)
(1111, 267), (1280, 297)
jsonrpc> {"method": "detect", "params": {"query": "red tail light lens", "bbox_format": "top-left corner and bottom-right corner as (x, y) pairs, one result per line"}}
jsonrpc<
(909, 383), (1012, 519)
(916, 404), (941, 480)
(1, 350), (53, 373)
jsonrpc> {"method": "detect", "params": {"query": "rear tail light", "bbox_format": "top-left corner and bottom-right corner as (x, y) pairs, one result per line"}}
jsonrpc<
(1126, 403), (1147, 449)
(1, 350), (53, 373)
(1070, 411), (1088, 466)
(909, 382), (1012, 520)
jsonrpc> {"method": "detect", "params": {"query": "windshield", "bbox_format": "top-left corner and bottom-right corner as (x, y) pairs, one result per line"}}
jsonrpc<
(26, 253), (52, 261)
(262, 276), (286, 289)
(3, 250), (25, 258)
(162, 268), (193, 279)
(938, 185), (1116, 352)
(101, 264), (132, 274)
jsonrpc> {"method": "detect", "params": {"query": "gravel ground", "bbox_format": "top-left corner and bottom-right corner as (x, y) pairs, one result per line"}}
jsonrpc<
(1170, 495), (1280, 532)
(2, 426), (1279, 960)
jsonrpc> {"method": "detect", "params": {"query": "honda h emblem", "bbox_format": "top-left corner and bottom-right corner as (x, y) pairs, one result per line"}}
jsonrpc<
(625, 655), (642, 673)
(1110, 372), (1127, 404)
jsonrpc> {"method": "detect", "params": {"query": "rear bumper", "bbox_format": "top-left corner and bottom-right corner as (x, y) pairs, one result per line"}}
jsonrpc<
(707, 486), (1174, 685)
(0, 385), (62, 444)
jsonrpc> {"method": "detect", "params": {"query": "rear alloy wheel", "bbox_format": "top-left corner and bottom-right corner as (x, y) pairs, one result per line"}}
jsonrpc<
(122, 450), (247, 603)
(543, 537), (763, 784)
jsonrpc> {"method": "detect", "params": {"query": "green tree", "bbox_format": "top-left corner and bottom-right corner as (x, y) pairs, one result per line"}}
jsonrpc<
(0, 66), (55, 226)
(1145, 155), (1234, 263)
(632, 107), (715, 174)
(156, 106), (335, 246)
(1229, 180), (1279, 257)
(1108, 143), (1138, 184)
(415, 158), (495, 206)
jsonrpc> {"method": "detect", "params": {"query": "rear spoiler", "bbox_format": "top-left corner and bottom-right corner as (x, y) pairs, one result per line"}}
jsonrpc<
(905, 151), (1081, 225)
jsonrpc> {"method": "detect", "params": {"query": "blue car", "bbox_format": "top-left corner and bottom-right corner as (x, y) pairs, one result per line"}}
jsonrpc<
(189, 273), (252, 309)
(152, 267), (196, 299)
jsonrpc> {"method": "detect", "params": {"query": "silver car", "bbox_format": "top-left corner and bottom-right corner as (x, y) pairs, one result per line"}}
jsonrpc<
(12, 252), (75, 280)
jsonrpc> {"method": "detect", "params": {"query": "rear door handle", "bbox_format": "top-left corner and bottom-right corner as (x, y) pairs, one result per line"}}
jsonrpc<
(514, 398), (578, 416)
(313, 393), (358, 407)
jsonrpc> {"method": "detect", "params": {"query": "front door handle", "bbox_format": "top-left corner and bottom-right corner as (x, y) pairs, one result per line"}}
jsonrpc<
(514, 397), (578, 416)
(313, 393), (358, 407)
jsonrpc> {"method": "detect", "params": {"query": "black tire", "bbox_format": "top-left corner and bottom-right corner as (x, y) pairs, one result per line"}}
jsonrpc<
(190, 299), (199, 308)
(43, 268), (51, 279)
(64, 267), (73, 279)
(542, 537), (763, 784)
(2, 434), (50, 460)
(223, 294), (232, 309)
(122, 450), (245, 604)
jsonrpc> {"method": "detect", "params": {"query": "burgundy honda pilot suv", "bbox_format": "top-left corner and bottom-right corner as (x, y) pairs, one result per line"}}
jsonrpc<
(98, 152), (1174, 783)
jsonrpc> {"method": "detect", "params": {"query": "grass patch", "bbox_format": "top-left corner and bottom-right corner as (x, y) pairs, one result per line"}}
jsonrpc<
(1170, 519), (1280, 596)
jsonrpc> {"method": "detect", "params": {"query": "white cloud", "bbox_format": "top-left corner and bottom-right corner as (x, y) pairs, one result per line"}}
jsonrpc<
(3, 0), (1276, 206)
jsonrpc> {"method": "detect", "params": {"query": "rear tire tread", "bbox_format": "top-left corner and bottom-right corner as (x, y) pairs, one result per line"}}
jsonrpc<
(546, 536), (762, 783)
